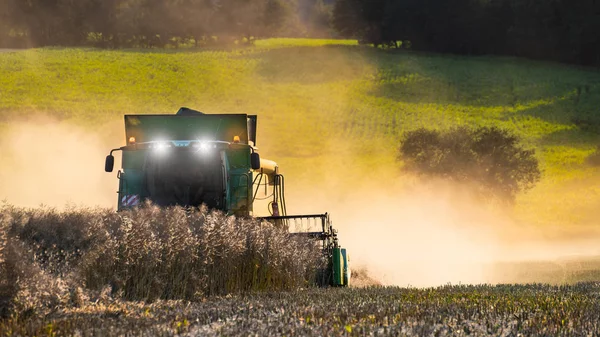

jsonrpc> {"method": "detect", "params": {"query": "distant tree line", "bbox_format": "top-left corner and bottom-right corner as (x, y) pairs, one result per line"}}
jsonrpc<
(0, 0), (334, 48)
(2, 0), (600, 67)
(333, 0), (600, 66)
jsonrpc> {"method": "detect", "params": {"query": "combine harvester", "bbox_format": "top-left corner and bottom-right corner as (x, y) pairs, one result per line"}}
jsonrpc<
(104, 108), (350, 287)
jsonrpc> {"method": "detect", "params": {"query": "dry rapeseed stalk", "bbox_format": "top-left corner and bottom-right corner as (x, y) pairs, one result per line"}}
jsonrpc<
(0, 203), (321, 316)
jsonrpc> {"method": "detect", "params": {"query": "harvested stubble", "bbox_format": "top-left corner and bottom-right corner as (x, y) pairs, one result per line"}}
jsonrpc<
(0, 203), (321, 317)
(2, 284), (600, 336)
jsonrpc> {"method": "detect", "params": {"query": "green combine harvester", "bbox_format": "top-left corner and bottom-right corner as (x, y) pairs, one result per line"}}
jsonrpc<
(104, 107), (350, 287)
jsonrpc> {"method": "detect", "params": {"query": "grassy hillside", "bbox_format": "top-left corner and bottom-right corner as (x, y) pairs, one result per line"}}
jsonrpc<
(1, 38), (599, 231)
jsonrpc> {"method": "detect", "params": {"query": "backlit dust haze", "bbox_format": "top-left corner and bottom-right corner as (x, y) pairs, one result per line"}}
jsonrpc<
(0, 118), (123, 208)
(1, 117), (600, 287)
(275, 151), (600, 287)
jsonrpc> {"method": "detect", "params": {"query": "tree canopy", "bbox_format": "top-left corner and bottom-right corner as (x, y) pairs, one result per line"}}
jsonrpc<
(0, 0), (332, 48)
(333, 0), (600, 66)
(399, 126), (541, 202)
(1, 0), (598, 66)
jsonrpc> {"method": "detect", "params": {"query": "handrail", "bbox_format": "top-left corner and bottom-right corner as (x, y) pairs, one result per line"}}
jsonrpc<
(260, 214), (327, 220)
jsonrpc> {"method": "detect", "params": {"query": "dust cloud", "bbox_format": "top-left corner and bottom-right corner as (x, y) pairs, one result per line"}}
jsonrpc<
(0, 117), (123, 208)
(282, 163), (600, 287)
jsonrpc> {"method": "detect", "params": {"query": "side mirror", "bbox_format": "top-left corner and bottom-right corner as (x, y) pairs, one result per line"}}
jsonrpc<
(105, 154), (115, 172)
(250, 152), (261, 170)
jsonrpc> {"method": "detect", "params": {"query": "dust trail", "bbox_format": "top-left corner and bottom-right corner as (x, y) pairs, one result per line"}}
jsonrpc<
(0, 118), (122, 208)
(283, 176), (497, 286)
(337, 186), (500, 286)
(281, 159), (600, 287)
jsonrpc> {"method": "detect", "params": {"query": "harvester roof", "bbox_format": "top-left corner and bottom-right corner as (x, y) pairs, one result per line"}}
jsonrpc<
(124, 108), (257, 145)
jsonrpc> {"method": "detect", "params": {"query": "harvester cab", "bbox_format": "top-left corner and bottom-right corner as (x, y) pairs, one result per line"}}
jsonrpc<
(104, 108), (350, 287)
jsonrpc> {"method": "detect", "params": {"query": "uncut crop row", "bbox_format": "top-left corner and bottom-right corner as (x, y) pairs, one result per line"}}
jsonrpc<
(0, 204), (321, 317)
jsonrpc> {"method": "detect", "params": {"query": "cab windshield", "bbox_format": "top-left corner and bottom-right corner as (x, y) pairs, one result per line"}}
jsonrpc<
(143, 148), (224, 208)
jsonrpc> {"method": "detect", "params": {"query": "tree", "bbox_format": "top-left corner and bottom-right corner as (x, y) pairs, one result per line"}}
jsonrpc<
(332, 0), (363, 39)
(303, 0), (332, 37)
(85, 0), (122, 48)
(262, 0), (290, 38)
(0, 0), (13, 47)
(398, 126), (541, 202)
(179, 0), (217, 46)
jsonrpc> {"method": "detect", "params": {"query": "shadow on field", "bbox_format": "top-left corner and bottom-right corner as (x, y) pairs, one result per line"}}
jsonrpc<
(372, 65), (584, 109)
(364, 48), (600, 149)
(505, 84), (600, 124)
(363, 47), (600, 118)
(538, 128), (600, 147)
(506, 90), (600, 148)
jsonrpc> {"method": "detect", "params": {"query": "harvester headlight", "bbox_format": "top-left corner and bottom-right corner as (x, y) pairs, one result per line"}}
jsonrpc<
(233, 136), (240, 143)
(153, 142), (170, 153)
(129, 137), (136, 144)
(198, 142), (211, 153)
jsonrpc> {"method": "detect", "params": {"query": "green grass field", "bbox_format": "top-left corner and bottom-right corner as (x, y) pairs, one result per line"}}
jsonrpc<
(1, 38), (600, 232)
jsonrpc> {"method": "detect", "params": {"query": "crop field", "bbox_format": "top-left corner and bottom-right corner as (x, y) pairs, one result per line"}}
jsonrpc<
(2, 39), (600, 335)
(2, 205), (600, 335)
(3, 285), (600, 336)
